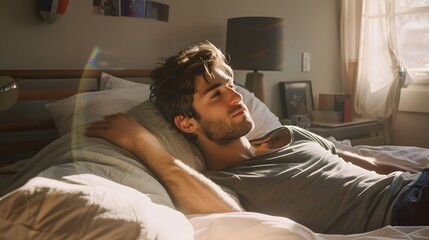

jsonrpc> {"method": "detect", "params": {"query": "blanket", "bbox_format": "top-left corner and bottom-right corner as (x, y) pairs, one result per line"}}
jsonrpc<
(1, 106), (428, 239)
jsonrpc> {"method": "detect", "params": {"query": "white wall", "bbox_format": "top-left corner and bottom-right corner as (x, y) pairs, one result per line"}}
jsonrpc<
(0, 0), (342, 117)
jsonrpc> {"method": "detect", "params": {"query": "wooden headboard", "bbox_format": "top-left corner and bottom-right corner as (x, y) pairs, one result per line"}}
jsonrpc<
(0, 69), (152, 165)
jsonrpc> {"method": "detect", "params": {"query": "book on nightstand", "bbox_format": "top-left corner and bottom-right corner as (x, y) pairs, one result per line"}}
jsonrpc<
(319, 93), (352, 122)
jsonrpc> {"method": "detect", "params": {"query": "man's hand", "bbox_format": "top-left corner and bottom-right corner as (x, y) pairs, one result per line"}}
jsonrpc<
(85, 113), (150, 153)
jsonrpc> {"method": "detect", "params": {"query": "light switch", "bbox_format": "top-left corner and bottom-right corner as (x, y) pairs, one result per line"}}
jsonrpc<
(302, 52), (311, 72)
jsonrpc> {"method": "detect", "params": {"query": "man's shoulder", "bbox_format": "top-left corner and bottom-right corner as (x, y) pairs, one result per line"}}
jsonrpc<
(250, 126), (291, 144)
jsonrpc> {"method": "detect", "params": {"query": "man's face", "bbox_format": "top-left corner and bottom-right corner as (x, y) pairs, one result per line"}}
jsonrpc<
(191, 68), (254, 145)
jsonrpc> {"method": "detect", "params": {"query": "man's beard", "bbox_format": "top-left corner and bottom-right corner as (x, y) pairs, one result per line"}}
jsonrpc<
(197, 115), (254, 145)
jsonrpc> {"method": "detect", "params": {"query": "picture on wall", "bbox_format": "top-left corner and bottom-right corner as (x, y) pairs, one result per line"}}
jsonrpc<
(121, 0), (146, 18)
(93, 0), (120, 16)
(279, 81), (314, 119)
(93, 0), (169, 22)
(146, 1), (169, 22)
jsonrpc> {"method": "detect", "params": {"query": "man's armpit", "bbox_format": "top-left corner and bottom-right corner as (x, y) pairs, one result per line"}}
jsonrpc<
(220, 185), (244, 211)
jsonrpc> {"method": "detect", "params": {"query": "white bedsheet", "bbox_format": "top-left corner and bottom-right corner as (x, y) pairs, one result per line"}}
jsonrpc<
(328, 137), (429, 173)
(189, 212), (429, 240)
(0, 170), (193, 240)
(0, 128), (428, 239)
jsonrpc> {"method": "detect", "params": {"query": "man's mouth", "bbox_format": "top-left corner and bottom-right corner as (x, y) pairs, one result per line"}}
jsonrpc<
(231, 106), (246, 118)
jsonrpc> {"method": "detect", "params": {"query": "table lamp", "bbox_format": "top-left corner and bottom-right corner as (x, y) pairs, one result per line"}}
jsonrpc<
(0, 76), (19, 111)
(226, 16), (284, 104)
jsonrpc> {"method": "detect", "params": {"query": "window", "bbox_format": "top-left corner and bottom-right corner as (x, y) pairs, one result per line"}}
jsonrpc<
(395, 0), (429, 84)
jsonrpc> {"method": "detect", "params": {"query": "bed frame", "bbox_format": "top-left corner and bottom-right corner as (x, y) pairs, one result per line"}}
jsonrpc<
(0, 69), (152, 165)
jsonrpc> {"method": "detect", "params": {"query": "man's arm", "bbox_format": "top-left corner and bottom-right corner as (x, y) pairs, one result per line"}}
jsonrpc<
(336, 149), (409, 175)
(85, 113), (242, 214)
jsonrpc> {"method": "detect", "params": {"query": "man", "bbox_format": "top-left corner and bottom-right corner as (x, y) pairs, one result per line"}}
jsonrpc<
(86, 41), (428, 234)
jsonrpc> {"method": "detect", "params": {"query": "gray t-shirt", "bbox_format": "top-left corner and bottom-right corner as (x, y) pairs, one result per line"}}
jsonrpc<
(203, 126), (417, 234)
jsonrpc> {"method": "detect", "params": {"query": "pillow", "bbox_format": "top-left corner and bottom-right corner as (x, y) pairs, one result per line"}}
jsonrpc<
(102, 73), (284, 139)
(100, 72), (144, 90)
(45, 84), (151, 136)
(0, 175), (193, 239)
(128, 100), (206, 170)
(46, 74), (281, 169)
(235, 86), (282, 140)
(100, 74), (281, 140)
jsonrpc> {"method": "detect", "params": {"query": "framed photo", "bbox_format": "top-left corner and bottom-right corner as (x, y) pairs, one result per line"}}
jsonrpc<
(279, 81), (314, 119)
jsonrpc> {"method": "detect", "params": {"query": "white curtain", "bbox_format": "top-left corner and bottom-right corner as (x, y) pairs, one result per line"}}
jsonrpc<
(340, 0), (361, 94)
(341, 0), (403, 143)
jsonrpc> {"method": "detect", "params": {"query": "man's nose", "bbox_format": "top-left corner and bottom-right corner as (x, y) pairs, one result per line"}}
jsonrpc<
(228, 87), (243, 105)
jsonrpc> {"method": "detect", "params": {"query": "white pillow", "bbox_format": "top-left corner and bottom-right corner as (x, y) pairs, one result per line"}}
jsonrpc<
(235, 86), (282, 140)
(99, 74), (281, 140)
(100, 72), (144, 90)
(45, 84), (151, 136)
(46, 74), (281, 152)
(45, 74), (281, 170)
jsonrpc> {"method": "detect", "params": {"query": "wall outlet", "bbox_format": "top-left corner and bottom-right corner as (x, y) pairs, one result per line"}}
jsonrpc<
(302, 52), (311, 72)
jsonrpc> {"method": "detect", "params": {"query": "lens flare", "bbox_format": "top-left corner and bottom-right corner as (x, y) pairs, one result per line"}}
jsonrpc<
(69, 46), (125, 157)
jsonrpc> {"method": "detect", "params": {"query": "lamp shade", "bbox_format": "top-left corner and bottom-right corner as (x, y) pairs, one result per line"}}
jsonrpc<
(226, 17), (284, 71)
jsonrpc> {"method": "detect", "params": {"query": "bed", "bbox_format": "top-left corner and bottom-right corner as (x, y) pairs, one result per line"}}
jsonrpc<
(0, 69), (428, 240)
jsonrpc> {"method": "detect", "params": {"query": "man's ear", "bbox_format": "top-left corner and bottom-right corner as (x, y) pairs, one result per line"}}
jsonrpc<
(174, 115), (196, 134)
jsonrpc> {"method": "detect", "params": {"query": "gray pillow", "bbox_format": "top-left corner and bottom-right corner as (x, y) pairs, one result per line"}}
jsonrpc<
(128, 100), (206, 170)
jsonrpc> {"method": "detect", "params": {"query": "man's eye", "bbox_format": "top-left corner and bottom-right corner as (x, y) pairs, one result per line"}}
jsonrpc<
(211, 91), (221, 98)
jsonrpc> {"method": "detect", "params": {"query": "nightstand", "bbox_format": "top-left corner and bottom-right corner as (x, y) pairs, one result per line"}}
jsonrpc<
(308, 118), (385, 146)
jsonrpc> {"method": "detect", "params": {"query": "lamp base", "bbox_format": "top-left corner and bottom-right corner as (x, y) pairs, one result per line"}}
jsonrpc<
(245, 71), (266, 104)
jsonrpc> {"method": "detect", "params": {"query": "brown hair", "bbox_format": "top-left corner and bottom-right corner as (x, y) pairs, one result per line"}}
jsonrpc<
(150, 41), (233, 137)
